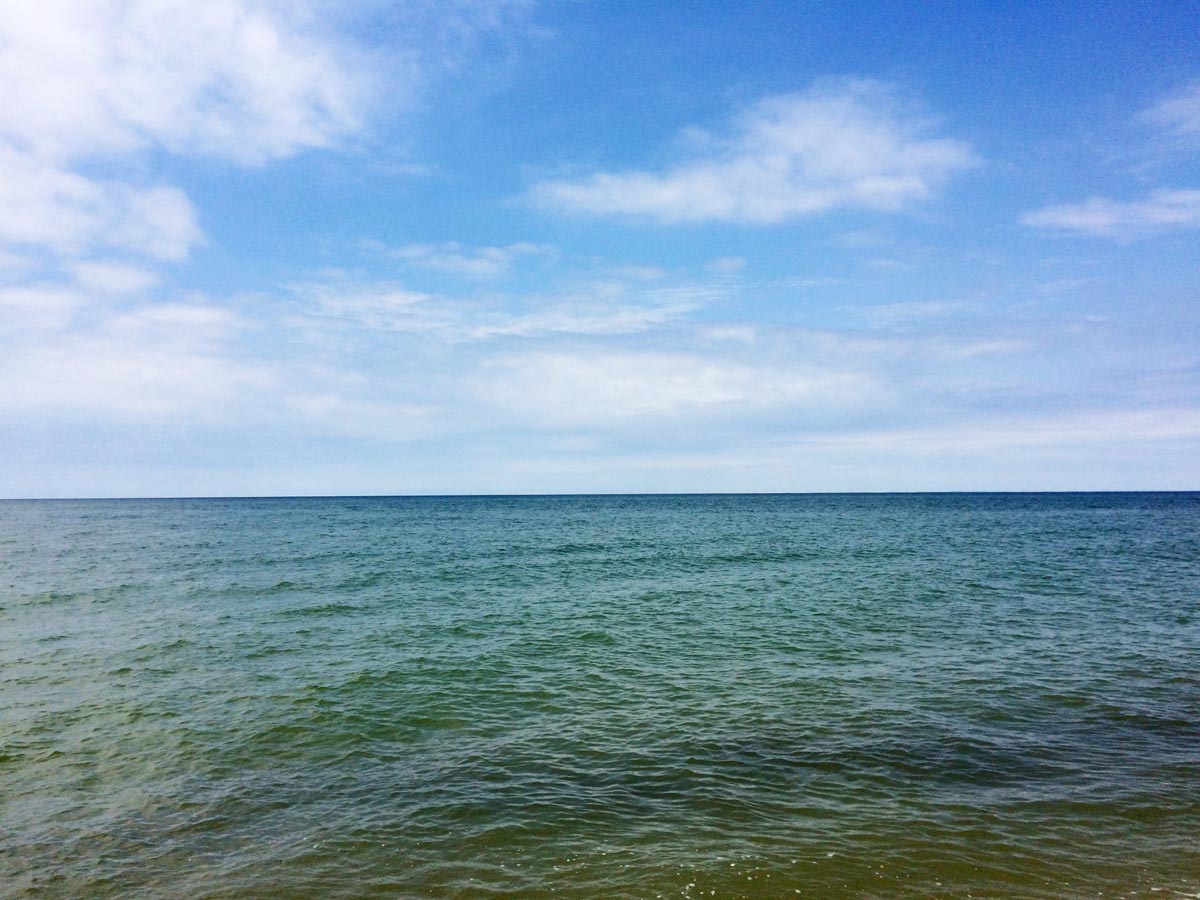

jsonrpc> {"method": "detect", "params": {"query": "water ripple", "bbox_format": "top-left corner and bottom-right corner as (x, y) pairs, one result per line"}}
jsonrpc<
(1, 493), (1198, 899)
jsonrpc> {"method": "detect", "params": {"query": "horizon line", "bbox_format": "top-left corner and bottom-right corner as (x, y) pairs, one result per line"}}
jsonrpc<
(2, 489), (1198, 502)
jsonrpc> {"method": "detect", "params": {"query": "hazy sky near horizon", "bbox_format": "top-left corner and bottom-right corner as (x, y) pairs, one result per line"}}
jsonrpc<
(2, 0), (1199, 496)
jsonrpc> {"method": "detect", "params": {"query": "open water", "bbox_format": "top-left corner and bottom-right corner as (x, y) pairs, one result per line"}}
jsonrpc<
(1, 493), (1198, 899)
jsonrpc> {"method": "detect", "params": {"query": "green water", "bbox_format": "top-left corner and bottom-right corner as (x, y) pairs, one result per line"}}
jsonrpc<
(1, 494), (1198, 899)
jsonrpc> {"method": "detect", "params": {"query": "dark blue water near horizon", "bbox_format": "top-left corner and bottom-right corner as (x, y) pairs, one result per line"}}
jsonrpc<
(2, 492), (1198, 899)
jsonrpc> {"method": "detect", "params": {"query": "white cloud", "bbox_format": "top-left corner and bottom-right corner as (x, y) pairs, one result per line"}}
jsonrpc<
(282, 391), (439, 442)
(0, 285), (86, 333)
(1033, 276), (1101, 294)
(463, 287), (707, 340)
(71, 260), (160, 294)
(1021, 189), (1200, 239)
(305, 283), (453, 335)
(827, 408), (1200, 453)
(0, 146), (201, 260)
(102, 184), (203, 262)
(0, 249), (34, 275)
(608, 264), (669, 282)
(0, 301), (269, 420)
(834, 227), (893, 249)
(705, 256), (746, 276)
(0, 0), (366, 264)
(783, 276), (860, 289)
(533, 79), (975, 224)
(1142, 80), (1200, 142)
(300, 278), (711, 341)
(0, 0), (362, 165)
(108, 302), (243, 337)
(0, 289), (450, 440)
(865, 256), (912, 272)
(390, 241), (556, 279)
(860, 300), (968, 329)
(476, 350), (878, 425)
(487, 404), (1200, 486)
(1022, 82), (1200, 241)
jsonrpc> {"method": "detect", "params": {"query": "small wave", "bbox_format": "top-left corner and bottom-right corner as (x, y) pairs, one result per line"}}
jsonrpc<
(575, 630), (617, 646)
(549, 542), (608, 555)
(277, 601), (359, 619)
(709, 549), (821, 565)
(337, 570), (391, 589)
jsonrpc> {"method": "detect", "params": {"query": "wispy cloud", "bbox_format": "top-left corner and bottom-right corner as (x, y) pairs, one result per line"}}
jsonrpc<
(303, 283), (450, 336)
(833, 227), (894, 249)
(705, 256), (746, 276)
(1021, 80), (1200, 242)
(389, 241), (556, 278)
(533, 79), (975, 224)
(463, 286), (710, 340)
(282, 392), (440, 443)
(782, 275), (860, 290)
(298, 278), (711, 342)
(827, 408), (1200, 454)
(1033, 276), (1101, 294)
(476, 350), (879, 425)
(608, 264), (669, 282)
(0, 301), (269, 420)
(1020, 188), (1200, 240)
(859, 300), (969, 329)
(1142, 80), (1200, 144)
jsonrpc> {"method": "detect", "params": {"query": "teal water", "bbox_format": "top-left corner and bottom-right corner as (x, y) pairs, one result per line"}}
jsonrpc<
(1, 493), (1198, 899)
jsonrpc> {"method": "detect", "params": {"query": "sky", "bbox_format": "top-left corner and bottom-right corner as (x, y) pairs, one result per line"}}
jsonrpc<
(2, 0), (1199, 497)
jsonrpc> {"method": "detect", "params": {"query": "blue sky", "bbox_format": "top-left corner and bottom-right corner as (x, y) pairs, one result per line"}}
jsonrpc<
(2, 0), (1199, 496)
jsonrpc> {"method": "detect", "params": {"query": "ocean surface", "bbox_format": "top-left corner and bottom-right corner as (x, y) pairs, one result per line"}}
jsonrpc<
(1, 493), (1198, 900)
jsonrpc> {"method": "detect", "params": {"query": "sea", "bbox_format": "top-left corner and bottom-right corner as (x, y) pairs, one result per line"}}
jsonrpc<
(1, 493), (1198, 899)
